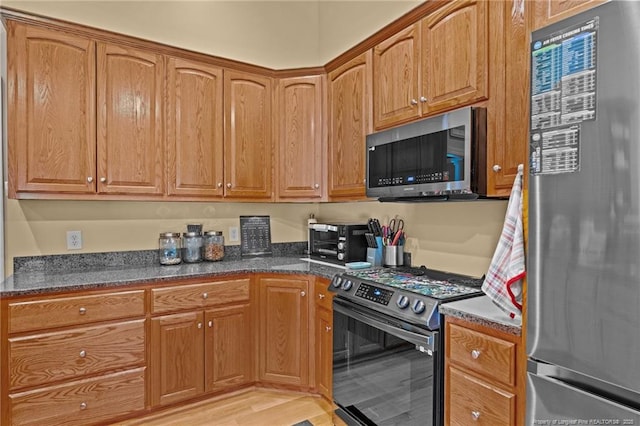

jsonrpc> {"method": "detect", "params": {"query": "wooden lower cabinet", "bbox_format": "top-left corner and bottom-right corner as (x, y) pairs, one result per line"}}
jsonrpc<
(257, 274), (312, 388)
(314, 278), (333, 400)
(444, 317), (524, 425)
(205, 304), (252, 391)
(150, 305), (252, 406)
(1, 289), (147, 425)
(9, 368), (145, 426)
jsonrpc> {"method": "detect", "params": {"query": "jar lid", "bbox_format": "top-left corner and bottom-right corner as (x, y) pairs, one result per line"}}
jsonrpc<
(160, 232), (181, 238)
(204, 231), (223, 236)
(183, 232), (201, 237)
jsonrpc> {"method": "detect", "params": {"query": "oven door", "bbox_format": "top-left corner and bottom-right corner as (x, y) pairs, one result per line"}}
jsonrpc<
(333, 298), (442, 426)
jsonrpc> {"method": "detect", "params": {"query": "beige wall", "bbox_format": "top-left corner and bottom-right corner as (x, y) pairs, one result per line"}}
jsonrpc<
(1, 0), (419, 68)
(2, 0), (507, 278)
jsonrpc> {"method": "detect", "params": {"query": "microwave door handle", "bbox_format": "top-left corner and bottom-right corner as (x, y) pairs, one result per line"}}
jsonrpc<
(333, 300), (437, 352)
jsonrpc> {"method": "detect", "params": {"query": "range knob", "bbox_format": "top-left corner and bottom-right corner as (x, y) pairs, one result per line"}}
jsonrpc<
(341, 280), (353, 291)
(412, 300), (426, 314)
(337, 242), (346, 250)
(396, 295), (410, 309)
(337, 253), (345, 260)
(332, 276), (343, 288)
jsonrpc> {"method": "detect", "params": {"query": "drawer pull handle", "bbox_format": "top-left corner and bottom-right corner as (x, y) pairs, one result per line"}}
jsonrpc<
(80, 402), (87, 410)
(79, 350), (86, 358)
(202, 292), (208, 299)
(472, 410), (480, 420)
(319, 294), (325, 299)
(79, 307), (87, 315)
(208, 320), (213, 328)
(471, 349), (481, 359)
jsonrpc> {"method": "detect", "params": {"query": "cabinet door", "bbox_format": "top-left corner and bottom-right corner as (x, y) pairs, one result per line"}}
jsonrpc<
(486, 0), (529, 195)
(315, 306), (333, 400)
(372, 23), (421, 129)
(150, 311), (204, 406)
(258, 276), (310, 387)
(327, 52), (372, 200)
(96, 43), (164, 195)
(167, 57), (224, 198)
(532, 0), (606, 30)
(276, 75), (324, 200)
(421, 0), (488, 115)
(8, 24), (96, 197)
(224, 70), (273, 199)
(205, 304), (252, 392)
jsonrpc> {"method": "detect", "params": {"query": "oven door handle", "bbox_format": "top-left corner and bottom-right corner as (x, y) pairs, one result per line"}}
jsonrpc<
(333, 299), (437, 354)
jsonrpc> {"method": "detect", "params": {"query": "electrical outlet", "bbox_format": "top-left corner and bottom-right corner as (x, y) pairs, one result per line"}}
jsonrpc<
(67, 230), (82, 250)
(229, 226), (239, 242)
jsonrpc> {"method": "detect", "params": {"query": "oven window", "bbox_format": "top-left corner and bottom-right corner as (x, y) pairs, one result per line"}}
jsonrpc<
(333, 309), (436, 425)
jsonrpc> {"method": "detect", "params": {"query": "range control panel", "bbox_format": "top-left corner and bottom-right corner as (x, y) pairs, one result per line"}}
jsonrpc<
(355, 283), (393, 305)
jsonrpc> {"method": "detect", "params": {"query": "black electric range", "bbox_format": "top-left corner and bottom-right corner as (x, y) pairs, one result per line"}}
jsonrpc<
(329, 266), (484, 331)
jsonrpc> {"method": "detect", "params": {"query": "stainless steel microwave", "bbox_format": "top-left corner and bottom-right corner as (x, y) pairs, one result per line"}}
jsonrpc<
(366, 106), (487, 201)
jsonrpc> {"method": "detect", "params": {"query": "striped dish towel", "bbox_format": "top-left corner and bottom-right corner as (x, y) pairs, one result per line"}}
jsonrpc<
(481, 166), (525, 320)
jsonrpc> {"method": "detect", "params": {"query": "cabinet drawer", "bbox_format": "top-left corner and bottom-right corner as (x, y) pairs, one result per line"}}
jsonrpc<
(9, 367), (145, 426)
(8, 290), (145, 333)
(9, 319), (145, 390)
(151, 278), (250, 314)
(447, 322), (516, 386)
(314, 279), (333, 310)
(447, 367), (515, 425)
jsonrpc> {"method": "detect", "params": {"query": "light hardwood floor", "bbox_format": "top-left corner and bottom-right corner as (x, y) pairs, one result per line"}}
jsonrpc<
(113, 389), (346, 426)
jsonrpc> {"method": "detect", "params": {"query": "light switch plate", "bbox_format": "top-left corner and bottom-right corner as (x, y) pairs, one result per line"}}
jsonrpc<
(229, 227), (239, 242)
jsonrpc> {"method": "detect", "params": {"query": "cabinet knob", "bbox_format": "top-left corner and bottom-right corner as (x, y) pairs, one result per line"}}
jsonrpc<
(100, 177), (106, 183)
(226, 183), (232, 188)
(80, 402), (87, 410)
(471, 410), (480, 420)
(325, 326), (332, 332)
(492, 164), (502, 172)
(202, 292), (208, 299)
(471, 349), (481, 359)
(410, 99), (418, 105)
(301, 291), (306, 297)
(208, 320), (213, 328)
(79, 350), (86, 358)
(197, 322), (203, 329)
(217, 182), (223, 188)
(87, 177), (93, 183)
(319, 294), (325, 299)
(79, 307), (87, 315)
(419, 96), (427, 103)
(314, 183), (320, 189)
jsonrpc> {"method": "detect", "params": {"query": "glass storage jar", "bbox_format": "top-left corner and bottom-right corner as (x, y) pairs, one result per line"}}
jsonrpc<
(203, 231), (224, 261)
(159, 232), (182, 265)
(182, 232), (203, 263)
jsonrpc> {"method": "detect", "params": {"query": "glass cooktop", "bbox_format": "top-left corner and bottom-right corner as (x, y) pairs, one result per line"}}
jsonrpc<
(344, 267), (484, 300)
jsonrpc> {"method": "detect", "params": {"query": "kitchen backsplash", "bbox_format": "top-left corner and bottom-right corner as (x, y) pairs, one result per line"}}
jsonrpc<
(13, 242), (307, 274)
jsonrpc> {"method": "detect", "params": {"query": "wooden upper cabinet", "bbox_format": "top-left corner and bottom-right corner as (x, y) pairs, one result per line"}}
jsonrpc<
(224, 70), (273, 200)
(327, 51), (372, 200)
(372, 23), (421, 130)
(421, 0), (489, 116)
(166, 57), (224, 198)
(532, 0), (607, 30)
(275, 75), (325, 201)
(96, 43), (164, 195)
(7, 24), (96, 197)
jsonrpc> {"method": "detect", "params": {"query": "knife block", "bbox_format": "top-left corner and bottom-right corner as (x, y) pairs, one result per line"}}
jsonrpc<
(366, 237), (384, 266)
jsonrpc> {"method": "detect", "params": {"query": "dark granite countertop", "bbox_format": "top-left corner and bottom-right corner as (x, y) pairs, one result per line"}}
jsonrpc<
(440, 295), (522, 336)
(1, 248), (345, 297)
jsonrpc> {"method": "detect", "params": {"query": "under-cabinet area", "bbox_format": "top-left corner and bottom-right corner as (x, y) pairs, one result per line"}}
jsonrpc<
(0, 273), (335, 425)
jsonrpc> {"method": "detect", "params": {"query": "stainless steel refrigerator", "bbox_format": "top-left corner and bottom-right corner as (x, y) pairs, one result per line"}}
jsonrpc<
(528, 1), (640, 423)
